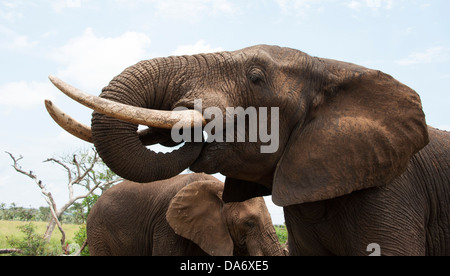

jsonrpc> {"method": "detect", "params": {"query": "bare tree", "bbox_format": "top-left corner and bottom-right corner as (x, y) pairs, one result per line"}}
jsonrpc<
(6, 149), (122, 254)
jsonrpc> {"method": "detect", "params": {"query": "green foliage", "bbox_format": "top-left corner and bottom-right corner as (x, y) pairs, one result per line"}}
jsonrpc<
(0, 203), (41, 221)
(0, 220), (81, 250)
(83, 194), (99, 217)
(72, 223), (89, 256)
(0, 203), (90, 224)
(6, 222), (59, 256)
(0, 193), (101, 255)
(274, 224), (288, 245)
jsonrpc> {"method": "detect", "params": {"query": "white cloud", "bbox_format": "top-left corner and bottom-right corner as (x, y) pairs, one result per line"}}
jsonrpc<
(0, 1), (26, 22)
(275, 0), (327, 16)
(347, 0), (394, 11)
(115, 0), (238, 20)
(347, 0), (362, 10)
(420, 3), (431, 9)
(11, 34), (38, 48)
(397, 46), (450, 66)
(0, 81), (56, 110)
(0, 8), (22, 21)
(41, 30), (58, 39)
(275, 0), (398, 16)
(154, 0), (237, 19)
(211, 0), (238, 15)
(276, 0), (315, 10)
(0, 25), (38, 50)
(50, 28), (152, 91)
(172, 40), (223, 56)
(51, 0), (89, 13)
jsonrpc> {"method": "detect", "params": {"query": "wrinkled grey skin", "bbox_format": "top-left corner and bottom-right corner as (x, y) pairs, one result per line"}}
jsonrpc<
(87, 173), (285, 256)
(79, 45), (447, 255)
(284, 127), (449, 255)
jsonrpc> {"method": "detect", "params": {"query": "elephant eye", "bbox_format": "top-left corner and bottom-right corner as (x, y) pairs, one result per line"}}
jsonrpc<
(245, 220), (256, 228)
(247, 68), (265, 85)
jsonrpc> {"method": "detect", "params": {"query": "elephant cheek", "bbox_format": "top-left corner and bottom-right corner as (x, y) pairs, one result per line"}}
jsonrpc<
(246, 238), (264, 256)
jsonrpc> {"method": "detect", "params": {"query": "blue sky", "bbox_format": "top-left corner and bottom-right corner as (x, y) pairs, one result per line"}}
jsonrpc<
(0, 0), (449, 224)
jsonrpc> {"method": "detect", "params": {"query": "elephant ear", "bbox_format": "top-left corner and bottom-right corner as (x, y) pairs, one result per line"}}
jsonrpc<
(166, 180), (233, 256)
(273, 60), (429, 206)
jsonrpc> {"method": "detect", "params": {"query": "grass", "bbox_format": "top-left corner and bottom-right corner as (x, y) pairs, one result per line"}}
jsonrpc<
(1, 220), (286, 255)
(274, 224), (288, 245)
(0, 220), (81, 249)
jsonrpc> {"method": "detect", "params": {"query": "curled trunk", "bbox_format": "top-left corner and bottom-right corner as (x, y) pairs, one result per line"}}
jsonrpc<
(90, 58), (203, 182)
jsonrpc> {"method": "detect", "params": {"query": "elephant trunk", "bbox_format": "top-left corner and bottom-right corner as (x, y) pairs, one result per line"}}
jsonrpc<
(49, 57), (204, 183)
(259, 224), (287, 256)
(245, 223), (287, 256)
(92, 58), (204, 182)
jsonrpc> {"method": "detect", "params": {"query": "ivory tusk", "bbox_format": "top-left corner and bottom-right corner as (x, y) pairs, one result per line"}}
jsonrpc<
(48, 75), (206, 129)
(45, 100), (93, 143)
(45, 100), (177, 146)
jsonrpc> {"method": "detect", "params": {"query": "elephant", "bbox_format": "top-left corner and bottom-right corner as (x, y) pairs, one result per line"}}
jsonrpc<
(86, 173), (286, 256)
(46, 44), (449, 255)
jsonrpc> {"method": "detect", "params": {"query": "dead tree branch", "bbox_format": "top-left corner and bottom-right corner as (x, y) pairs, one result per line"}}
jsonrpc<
(6, 149), (122, 254)
(0, 248), (23, 255)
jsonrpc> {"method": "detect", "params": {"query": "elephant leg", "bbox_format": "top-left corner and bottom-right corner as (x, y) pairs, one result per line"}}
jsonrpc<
(284, 205), (335, 256)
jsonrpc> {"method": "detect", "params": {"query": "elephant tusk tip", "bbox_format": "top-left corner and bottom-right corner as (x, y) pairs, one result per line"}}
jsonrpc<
(43, 98), (94, 144)
(48, 75), (59, 88)
(44, 100), (54, 111)
(48, 75), (64, 89)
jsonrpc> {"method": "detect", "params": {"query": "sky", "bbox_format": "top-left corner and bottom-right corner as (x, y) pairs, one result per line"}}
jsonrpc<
(0, 0), (449, 225)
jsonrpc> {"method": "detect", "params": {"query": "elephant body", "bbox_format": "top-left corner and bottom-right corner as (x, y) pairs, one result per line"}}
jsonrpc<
(285, 127), (449, 256)
(86, 173), (285, 256)
(48, 44), (449, 256)
(87, 174), (204, 256)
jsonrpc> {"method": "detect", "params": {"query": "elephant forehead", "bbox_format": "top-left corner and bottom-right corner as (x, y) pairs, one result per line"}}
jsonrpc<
(225, 197), (266, 220)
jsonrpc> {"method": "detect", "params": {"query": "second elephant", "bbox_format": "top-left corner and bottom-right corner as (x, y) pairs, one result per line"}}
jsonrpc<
(87, 173), (285, 256)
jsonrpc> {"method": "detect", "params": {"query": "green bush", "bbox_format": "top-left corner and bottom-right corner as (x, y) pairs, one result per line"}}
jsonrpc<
(72, 223), (89, 256)
(274, 224), (288, 245)
(6, 222), (60, 256)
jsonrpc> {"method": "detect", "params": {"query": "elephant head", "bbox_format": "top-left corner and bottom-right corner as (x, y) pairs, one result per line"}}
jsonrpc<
(46, 44), (429, 207)
(166, 180), (284, 256)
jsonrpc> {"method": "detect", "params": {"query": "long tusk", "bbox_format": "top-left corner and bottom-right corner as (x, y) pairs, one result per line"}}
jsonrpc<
(48, 75), (206, 129)
(45, 100), (93, 143)
(45, 100), (177, 146)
